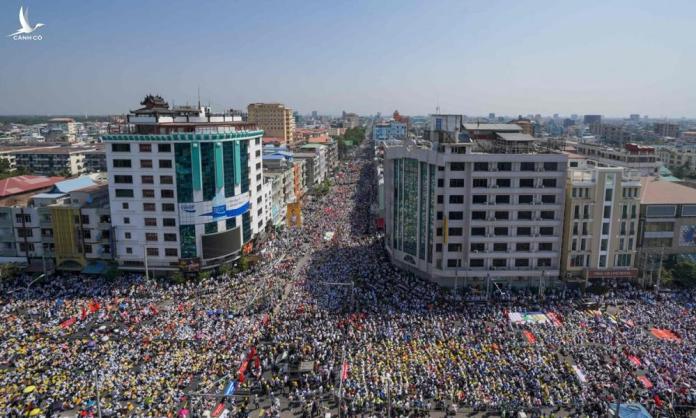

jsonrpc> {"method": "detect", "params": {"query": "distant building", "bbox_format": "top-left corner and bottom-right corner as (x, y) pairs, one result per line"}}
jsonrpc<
(507, 116), (534, 136)
(583, 115), (602, 125)
(373, 121), (407, 142)
(572, 142), (659, 176)
(629, 114), (640, 121)
(247, 103), (296, 146)
(342, 112), (360, 129)
(654, 122), (679, 138)
(46, 118), (77, 143)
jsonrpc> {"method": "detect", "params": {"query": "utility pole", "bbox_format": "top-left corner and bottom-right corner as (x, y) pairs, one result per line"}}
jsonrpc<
(655, 246), (665, 294)
(486, 272), (491, 303)
(144, 249), (149, 281)
(386, 376), (391, 418)
(93, 370), (103, 418)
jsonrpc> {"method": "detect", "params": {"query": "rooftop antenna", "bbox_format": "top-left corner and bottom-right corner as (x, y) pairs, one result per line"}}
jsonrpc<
(435, 92), (440, 114)
(197, 86), (201, 109)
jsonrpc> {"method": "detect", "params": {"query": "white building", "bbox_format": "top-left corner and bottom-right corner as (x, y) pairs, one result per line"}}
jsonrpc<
(103, 95), (266, 272)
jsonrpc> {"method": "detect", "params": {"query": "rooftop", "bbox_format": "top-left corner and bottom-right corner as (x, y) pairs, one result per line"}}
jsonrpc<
(640, 178), (696, 205)
(462, 123), (523, 132)
(496, 133), (535, 142)
(0, 175), (65, 198)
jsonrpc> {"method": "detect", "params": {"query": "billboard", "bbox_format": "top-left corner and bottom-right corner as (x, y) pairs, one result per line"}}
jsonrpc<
(286, 202), (302, 227)
(179, 192), (250, 225)
(201, 227), (242, 260)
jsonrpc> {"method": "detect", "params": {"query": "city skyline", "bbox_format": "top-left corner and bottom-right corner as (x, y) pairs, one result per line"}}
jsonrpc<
(1, 0), (696, 117)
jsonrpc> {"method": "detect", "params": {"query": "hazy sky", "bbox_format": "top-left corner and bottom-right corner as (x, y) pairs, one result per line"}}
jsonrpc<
(1, 0), (695, 117)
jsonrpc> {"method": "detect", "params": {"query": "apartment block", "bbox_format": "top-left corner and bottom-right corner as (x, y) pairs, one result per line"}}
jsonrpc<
(561, 167), (641, 281)
(247, 103), (295, 146)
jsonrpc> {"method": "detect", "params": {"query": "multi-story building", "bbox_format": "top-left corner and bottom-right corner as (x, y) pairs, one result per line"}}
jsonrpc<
(583, 115), (602, 125)
(247, 103), (295, 146)
(12, 147), (89, 176)
(103, 96), (266, 272)
(373, 121), (407, 142)
(83, 145), (107, 173)
(384, 124), (567, 287)
(46, 118), (77, 143)
(638, 178), (696, 258)
(342, 112), (360, 129)
(572, 142), (659, 176)
(654, 122), (679, 138)
(561, 167), (641, 282)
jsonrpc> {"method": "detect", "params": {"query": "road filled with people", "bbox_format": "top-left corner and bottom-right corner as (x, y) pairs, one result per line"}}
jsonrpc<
(1, 139), (695, 417)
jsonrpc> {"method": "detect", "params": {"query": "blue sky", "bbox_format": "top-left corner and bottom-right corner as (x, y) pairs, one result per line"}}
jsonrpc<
(1, 0), (695, 117)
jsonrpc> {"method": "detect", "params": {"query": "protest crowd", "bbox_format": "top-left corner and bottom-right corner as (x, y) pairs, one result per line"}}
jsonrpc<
(0, 139), (695, 418)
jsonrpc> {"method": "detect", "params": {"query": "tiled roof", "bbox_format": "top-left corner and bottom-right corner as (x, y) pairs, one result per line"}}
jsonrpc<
(640, 177), (696, 205)
(0, 175), (65, 198)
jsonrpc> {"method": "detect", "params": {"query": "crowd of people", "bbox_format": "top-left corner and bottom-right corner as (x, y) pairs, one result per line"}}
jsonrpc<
(0, 139), (695, 417)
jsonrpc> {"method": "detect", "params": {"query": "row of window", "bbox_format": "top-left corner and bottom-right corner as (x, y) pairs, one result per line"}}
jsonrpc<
(441, 194), (558, 205)
(124, 246), (178, 257)
(115, 188), (175, 199)
(18, 242), (110, 254)
(438, 242), (553, 252)
(122, 231), (177, 242)
(463, 178), (557, 188)
(112, 159), (173, 169)
(111, 143), (172, 153)
(571, 221), (636, 236)
(438, 226), (555, 237)
(446, 258), (553, 268)
(569, 253), (632, 268)
(450, 162), (559, 172)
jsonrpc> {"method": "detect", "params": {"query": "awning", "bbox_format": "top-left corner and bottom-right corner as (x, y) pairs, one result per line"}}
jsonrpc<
(608, 403), (652, 418)
(82, 261), (108, 275)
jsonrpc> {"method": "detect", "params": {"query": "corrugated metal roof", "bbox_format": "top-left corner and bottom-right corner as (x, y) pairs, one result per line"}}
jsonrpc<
(463, 123), (523, 131)
(52, 176), (96, 193)
(497, 133), (536, 142)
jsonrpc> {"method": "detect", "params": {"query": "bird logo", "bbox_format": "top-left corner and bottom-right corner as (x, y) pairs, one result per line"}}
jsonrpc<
(8, 6), (44, 37)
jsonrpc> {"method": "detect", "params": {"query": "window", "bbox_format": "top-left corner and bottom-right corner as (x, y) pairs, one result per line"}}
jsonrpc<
(111, 143), (130, 152)
(142, 175), (154, 184)
(144, 218), (157, 226)
(601, 239), (608, 251)
(448, 227), (463, 236)
(15, 213), (31, 223)
(114, 175), (133, 184)
(515, 259), (529, 267)
(83, 244), (92, 254)
(538, 242), (552, 251)
(450, 162), (466, 171)
(537, 258), (552, 267)
(145, 232), (158, 241)
(644, 222), (674, 232)
(493, 243), (507, 252)
(519, 178), (534, 188)
(492, 259), (507, 267)
(574, 205), (580, 219)
(435, 243), (442, 252)
(115, 189), (133, 198)
(542, 178), (556, 188)
(599, 255), (607, 268)
(163, 218), (176, 227)
(17, 228), (32, 238)
(602, 222), (610, 234)
(516, 243), (530, 251)
(539, 227), (554, 236)
(496, 195), (510, 204)
(541, 195), (555, 204)
(436, 211), (443, 220)
(519, 195), (533, 204)
(124, 232), (131, 239)
(164, 233), (177, 242)
(437, 195), (443, 204)
(437, 179), (444, 187)
(518, 211), (532, 220)
(471, 211), (486, 220)
(473, 178), (487, 188)
(160, 175), (174, 185)
(159, 160), (173, 168)
(449, 211), (463, 220)
(494, 227), (508, 236)
(494, 211), (509, 220)
(139, 143), (152, 152)
(520, 162), (535, 171)
(140, 160), (153, 168)
(604, 189), (613, 202)
(123, 217), (130, 224)
(603, 205), (611, 218)
(158, 144), (171, 152)
(497, 162), (512, 171)
(472, 195), (487, 204)
(517, 227), (531, 236)
(473, 162), (488, 171)
(471, 243), (485, 252)
(449, 195), (464, 204)
(165, 248), (178, 257)
(436, 228), (442, 236)
(543, 162), (558, 171)
(449, 179), (465, 188)
(146, 248), (159, 257)
(142, 189), (155, 198)
(112, 159), (131, 168)
(448, 243), (462, 252)
(496, 179), (511, 188)
(471, 227), (485, 236)
(540, 211), (554, 220)
(162, 203), (175, 212)
(470, 259), (484, 267)
(161, 189), (174, 198)
(143, 203), (156, 211)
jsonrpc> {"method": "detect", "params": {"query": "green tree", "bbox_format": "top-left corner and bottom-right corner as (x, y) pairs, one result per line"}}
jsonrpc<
(670, 261), (696, 287)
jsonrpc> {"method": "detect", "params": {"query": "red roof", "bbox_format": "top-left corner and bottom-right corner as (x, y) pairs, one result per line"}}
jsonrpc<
(0, 175), (65, 198)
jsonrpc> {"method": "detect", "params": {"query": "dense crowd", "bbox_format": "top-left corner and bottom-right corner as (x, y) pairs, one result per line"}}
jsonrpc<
(0, 140), (695, 417)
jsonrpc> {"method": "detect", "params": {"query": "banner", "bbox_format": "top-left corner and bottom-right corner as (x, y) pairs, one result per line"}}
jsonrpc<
(223, 381), (236, 397)
(60, 317), (76, 329)
(341, 362), (349, 381)
(572, 365), (587, 383)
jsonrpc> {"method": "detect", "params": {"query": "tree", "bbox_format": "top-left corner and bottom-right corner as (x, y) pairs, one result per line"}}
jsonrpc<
(0, 263), (19, 281)
(670, 261), (696, 287)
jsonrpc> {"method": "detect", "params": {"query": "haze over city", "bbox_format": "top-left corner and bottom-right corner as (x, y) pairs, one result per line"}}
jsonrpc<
(2, 0), (696, 117)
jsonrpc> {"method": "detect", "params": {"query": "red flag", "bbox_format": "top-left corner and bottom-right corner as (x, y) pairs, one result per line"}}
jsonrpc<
(341, 362), (349, 381)
(60, 317), (76, 329)
(654, 395), (663, 408)
(81, 307), (87, 321)
(211, 403), (225, 417)
(89, 300), (100, 314)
